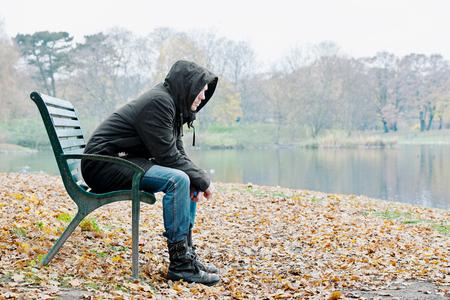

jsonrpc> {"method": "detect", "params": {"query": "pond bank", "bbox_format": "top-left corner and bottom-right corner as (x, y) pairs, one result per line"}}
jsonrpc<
(0, 173), (448, 299)
(0, 143), (37, 153)
(3, 128), (450, 151)
(184, 128), (450, 150)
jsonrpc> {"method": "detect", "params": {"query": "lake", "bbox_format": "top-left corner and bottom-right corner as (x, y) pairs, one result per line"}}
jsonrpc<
(1, 145), (449, 209)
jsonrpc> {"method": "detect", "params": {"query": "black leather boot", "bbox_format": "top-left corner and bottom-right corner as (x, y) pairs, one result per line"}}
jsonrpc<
(187, 230), (219, 274)
(167, 238), (220, 286)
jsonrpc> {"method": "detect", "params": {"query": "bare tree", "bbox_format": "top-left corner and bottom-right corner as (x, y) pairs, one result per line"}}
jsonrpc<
(64, 28), (155, 121)
(363, 52), (399, 132)
(304, 54), (341, 137)
(393, 54), (450, 131)
(0, 23), (34, 121)
(337, 57), (378, 133)
(151, 30), (206, 83)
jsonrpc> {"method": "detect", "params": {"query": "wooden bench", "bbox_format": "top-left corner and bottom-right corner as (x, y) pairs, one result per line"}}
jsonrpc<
(30, 91), (156, 279)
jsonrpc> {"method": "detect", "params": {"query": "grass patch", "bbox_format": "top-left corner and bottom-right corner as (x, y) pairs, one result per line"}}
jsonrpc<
(246, 187), (268, 197)
(401, 219), (428, 225)
(90, 249), (108, 258)
(59, 277), (72, 288)
(36, 221), (45, 229)
(247, 189), (290, 199)
(431, 224), (450, 234)
(0, 273), (13, 283)
(85, 282), (100, 290)
(0, 118), (49, 149)
(115, 284), (130, 293)
(198, 126), (450, 149)
(12, 226), (27, 238)
(80, 218), (101, 232)
(196, 123), (291, 148)
(36, 254), (45, 264)
(56, 213), (73, 223)
(272, 192), (289, 198)
(371, 210), (410, 220)
(28, 259), (37, 267)
(368, 209), (449, 234)
(25, 272), (43, 285)
(301, 130), (399, 148)
(109, 245), (129, 252)
(309, 196), (324, 203)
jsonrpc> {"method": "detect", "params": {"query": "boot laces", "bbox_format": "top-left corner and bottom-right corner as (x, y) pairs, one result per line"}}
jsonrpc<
(190, 247), (209, 270)
(186, 249), (200, 272)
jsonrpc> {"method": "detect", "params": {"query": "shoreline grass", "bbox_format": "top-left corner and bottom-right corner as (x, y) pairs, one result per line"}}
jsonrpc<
(0, 143), (38, 153)
(3, 124), (450, 152)
(191, 125), (450, 149)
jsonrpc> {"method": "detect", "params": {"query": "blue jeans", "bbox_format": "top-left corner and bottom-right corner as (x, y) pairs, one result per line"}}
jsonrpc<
(140, 165), (197, 243)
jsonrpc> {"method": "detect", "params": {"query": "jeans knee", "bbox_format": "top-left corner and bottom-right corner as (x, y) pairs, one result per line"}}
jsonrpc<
(171, 170), (190, 188)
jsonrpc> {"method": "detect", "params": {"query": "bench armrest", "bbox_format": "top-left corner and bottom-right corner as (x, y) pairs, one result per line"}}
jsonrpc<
(61, 153), (145, 176)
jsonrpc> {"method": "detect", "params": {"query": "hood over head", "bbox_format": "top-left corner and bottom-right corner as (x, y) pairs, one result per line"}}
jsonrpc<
(163, 60), (218, 126)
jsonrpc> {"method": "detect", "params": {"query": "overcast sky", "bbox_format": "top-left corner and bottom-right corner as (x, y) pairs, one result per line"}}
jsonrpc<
(2, 0), (450, 64)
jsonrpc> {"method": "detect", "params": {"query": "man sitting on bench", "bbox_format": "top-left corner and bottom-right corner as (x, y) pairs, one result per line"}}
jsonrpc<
(81, 60), (220, 286)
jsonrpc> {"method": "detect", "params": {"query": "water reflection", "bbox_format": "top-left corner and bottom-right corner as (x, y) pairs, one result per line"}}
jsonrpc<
(187, 146), (450, 209)
(0, 150), (57, 174)
(1, 146), (449, 209)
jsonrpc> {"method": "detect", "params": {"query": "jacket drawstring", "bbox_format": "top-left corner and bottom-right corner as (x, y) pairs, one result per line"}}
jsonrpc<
(187, 120), (196, 147)
(179, 106), (196, 146)
(180, 112), (184, 137)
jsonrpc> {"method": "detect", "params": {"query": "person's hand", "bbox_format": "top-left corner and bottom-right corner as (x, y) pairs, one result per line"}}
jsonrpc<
(190, 189), (201, 202)
(204, 183), (215, 200)
(191, 183), (214, 202)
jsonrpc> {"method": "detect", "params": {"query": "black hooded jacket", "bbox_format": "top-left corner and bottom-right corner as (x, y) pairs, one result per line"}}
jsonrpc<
(81, 60), (218, 193)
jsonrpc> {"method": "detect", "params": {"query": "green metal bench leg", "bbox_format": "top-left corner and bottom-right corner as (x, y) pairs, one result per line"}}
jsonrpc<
(42, 211), (86, 266)
(132, 186), (141, 279)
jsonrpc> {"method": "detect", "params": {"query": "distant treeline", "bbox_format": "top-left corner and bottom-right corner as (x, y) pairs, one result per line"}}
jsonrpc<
(1, 22), (450, 147)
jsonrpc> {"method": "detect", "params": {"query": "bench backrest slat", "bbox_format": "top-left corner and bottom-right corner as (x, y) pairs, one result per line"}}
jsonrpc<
(30, 92), (86, 187)
(60, 138), (86, 150)
(55, 128), (84, 138)
(63, 148), (85, 155)
(52, 117), (83, 128)
(42, 94), (74, 109)
(47, 106), (78, 118)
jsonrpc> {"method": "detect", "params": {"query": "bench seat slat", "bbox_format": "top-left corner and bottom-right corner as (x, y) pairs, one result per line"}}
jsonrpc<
(55, 128), (84, 138)
(52, 117), (82, 128)
(42, 94), (74, 109)
(48, 106), (77, 118)
(60, 138), (86, 149)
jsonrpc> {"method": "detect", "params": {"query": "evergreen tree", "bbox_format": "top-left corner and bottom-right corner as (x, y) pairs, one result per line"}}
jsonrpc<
(14, 31), (73, 96)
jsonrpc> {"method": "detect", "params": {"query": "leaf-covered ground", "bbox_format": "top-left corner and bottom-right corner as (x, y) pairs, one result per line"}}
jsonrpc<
(0, 173), (448, 299)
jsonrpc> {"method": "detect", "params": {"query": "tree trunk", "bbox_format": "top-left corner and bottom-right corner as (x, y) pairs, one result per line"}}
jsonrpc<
(427, 114), (434, 130)
(50, 74), (56, 97)
(47, 50), (56, 96)
(392, 121), (398, 132)
(382, 119), (389, 133)
(275, 121), (281, 145)
(274, 109), (282, 145)
(311, 124), (320, 138)
(426, 105), (435, 131)
(419, 111), (426, 131)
